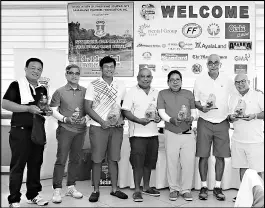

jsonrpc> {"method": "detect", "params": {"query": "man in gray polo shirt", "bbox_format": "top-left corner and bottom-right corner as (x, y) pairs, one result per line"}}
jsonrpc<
(50, 64), (87, 203)
(157, 70), (197, 201)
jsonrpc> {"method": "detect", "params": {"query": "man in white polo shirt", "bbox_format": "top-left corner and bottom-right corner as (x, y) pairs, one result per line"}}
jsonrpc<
(84, 56), (128, 202)
(228, 73), (264, 201)
(122, 68), (161, 202)
(194, 54), (235, 201)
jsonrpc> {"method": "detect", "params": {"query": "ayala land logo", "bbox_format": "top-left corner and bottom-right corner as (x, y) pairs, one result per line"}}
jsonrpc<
(140, 4), (156, 20)
(207, 23), (220, 37)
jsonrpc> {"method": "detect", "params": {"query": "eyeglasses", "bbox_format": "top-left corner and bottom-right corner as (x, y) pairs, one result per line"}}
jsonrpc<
(207, 61), (220, 67)
(235, 79), (247, 85)
(67, 71), (80, 76)
(169, 78), (181, 83)
(103, 65), (115, 70)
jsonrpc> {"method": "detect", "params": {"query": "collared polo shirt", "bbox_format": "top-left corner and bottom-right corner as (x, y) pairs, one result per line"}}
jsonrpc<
(228, 89), (264, 143)
(50, 83), (87, 133)
(122, 85), (159, 137)
(157, 88), (195, 134)
(3, 80), (48, 127)
(85, 77), (126, 126)
(194, 73), (235, 123)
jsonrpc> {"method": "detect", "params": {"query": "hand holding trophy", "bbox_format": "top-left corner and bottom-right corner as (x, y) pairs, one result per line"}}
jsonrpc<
(106, 103), (121, 126)
(206, 93), (218, 110)
(37, 93), (53, 116)
(145, 103), (158, 121)
(177, 105), (188, 121)
(234, 99), (247, 118)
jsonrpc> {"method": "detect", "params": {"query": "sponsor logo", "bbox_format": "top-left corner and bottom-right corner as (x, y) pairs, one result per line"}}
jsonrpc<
(234, 64), (247, 74)
(192, 55), (227, 60)
(162, 65), (186, 72)
(229, 41), (252, 50)
(207, 23), (220, 37)
(138, 24), (177, 37)
(195, 42), (226, 49)
(225, 23), (250, 39)
(234, 53), (250, 61)
(139, 64), (156, 72)
(142, 52), (152, 60)
(192, 64), (202, 74)
(94, 20), (106, 38)
(136, 43), (161, 48)
(166, 42), (193, 50)
(140, 4), (156, 20)
(182, 23), (202, 38)
(161, 53), (188, 61)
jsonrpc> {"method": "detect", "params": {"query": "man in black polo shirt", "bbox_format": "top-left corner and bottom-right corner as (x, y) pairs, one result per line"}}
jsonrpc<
(2, 58), (50, 207)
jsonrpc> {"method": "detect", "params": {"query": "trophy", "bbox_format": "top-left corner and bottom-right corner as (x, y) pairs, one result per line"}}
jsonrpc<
(106, 103), (121, 126)
(177, 105), (188, 121)
(206, 94), (218, 109)
(38, 93), (52, 115)
(72, 107), (81, 120)
(234, 99), (247, 118)
(145, 103), (158, 121)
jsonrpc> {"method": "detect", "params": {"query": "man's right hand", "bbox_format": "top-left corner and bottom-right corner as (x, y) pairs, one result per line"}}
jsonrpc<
(27, 105), (42, 114)
(201, 105), (212, 113)
(138, 118), (151, 126)
(228, 114), (239, 123)
(65, 116), (76, 124)
(100, 120), (111, 129)
(170, 117), (182, 126)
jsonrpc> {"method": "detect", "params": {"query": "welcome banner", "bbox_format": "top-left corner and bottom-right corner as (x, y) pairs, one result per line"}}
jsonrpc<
(68, 2), (134, 77)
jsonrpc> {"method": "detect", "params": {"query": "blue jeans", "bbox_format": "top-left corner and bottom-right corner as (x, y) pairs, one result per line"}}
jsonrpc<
(53, 126), (86, 189)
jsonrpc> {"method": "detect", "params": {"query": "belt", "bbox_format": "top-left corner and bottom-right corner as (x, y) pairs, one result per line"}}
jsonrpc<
(11, 126), (32, 130)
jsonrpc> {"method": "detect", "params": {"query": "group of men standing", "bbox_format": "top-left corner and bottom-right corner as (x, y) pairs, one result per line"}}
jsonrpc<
(2, 54), (264, 207)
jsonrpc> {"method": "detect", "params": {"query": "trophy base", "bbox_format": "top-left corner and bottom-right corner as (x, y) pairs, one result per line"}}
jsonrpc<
(209, 107), (218, 110)
(235, 115), (248, 118)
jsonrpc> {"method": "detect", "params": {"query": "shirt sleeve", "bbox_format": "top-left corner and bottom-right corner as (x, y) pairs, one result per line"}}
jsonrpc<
(84, 82), (94, 101)
(50, 90), (61, 107)
(157, 91), (165, 109)
(193, 79), (200, 102)
(257, 91), (264, 111)
(189, 91), (196, 109)
(3, 81), (20, 103)
(121, 88), (133, 111)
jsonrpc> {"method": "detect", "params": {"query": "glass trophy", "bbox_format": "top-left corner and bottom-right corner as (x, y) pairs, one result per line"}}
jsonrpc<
(145, 103), (158, 121)
(234, 99), (247, 118)
(206, 94), (218, 109)
(177, 105), (188, 121)
(72, 107), (81, 120)
(38, 93), (52, 115)
(106, 103), (121, 126)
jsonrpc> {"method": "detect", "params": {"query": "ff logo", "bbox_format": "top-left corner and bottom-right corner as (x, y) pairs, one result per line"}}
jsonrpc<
(182, 23), (202, 38)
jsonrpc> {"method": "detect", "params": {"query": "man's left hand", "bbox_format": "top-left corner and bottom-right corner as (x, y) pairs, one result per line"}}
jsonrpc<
(74, 116), (86, 125)
(115, 116), (125, 127)
(241, 114), (256, 121)
(153, 114), (161, 123)
(184, 116), (194, 125)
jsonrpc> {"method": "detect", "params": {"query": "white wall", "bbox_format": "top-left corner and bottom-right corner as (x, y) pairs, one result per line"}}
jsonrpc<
(1, 1), (264, 113)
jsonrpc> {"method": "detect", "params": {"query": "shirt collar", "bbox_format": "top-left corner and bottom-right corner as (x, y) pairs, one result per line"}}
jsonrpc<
(99, 77), (116, 86)
(136, 84), (154, 93)
(236, 88), (252, 97)
(65, 83), (82, 91)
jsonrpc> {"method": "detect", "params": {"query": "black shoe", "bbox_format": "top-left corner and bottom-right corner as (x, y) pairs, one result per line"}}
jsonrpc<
(233, 196), (236, 202)
(110, 190), (128, 199)
(89, 191), (100, 202)
(142, 187), (160, 197)
(199, 187), (208, 200)
(133, 192), (143, 202)
(213, 187), (226, 201)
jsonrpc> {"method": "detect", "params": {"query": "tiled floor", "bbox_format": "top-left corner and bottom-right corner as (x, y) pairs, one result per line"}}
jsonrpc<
(1, 174), (237, 207)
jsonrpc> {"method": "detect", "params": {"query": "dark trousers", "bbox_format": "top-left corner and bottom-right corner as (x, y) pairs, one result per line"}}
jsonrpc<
(8, 127), (44, 203)
(52, 126), (85, 189)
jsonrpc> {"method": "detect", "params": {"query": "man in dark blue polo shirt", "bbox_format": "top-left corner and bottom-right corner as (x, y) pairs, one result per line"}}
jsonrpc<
(2, 57), (50, 207)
